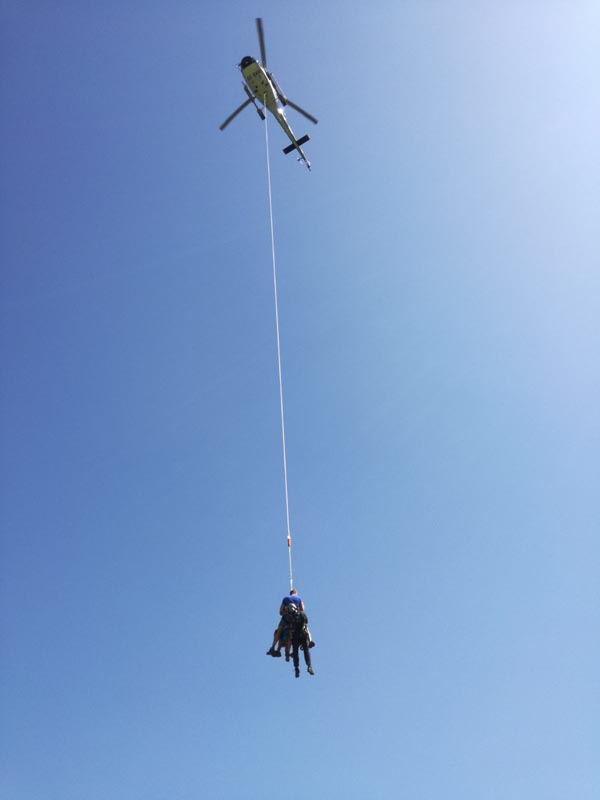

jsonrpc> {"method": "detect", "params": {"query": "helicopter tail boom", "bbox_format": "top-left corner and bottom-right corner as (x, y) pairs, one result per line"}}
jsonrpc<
(283, 134), (310, 155)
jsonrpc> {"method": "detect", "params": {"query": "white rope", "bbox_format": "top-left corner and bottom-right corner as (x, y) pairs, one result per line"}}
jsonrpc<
(264, 103), (294, 591)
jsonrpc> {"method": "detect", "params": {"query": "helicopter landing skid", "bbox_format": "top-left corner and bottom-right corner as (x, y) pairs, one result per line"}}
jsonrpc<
(243, 83), (266, 120)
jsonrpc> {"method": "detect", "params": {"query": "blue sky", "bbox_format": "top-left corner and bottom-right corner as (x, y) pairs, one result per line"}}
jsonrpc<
(1, 2), (599, 798)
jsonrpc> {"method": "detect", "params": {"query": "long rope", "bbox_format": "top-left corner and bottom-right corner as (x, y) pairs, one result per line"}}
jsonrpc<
(264, 103), (294, 591)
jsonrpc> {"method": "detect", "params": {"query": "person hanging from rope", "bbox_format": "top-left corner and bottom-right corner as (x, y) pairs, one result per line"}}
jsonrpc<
(266, 588), (302, 658)
(291, 609), (315, 678)
(266, 588), (315, 658)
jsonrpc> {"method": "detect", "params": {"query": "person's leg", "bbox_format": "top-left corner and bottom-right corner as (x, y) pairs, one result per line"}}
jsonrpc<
(267, 621), (283, 655)
(292, 639), (300, 677)
(284, 633), (292, 662)
(272, 620), (283, 647)
(303, 635), (314, 674)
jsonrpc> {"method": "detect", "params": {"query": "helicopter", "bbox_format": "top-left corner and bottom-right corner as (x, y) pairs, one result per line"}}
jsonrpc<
(219, 18), (318, 170)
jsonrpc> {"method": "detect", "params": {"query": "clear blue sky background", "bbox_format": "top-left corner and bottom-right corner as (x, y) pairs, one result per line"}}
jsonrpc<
(1, 2), (598, 798)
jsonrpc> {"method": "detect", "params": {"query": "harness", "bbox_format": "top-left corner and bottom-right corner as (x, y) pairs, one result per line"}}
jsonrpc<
(282, 602), (300, 625)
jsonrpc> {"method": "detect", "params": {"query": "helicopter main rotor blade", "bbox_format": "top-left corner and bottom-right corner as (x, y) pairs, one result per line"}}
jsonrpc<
(284, 98), (318, 125)
(256, 18), (267, 67)
(219, 97), (253, 130)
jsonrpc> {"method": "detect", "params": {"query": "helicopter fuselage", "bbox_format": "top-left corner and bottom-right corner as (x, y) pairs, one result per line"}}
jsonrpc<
(241, 58), (279, 112)
(240, 57), (310, 168)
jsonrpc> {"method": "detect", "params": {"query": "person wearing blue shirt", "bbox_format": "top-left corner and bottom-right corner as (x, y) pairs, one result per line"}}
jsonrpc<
(267, 589), (314, 657)
(282, 589), (304, 613)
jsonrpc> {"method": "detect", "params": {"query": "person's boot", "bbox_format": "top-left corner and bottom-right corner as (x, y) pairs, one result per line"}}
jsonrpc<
(307, 666), (315, 675)
(295, 667), (300, 678)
